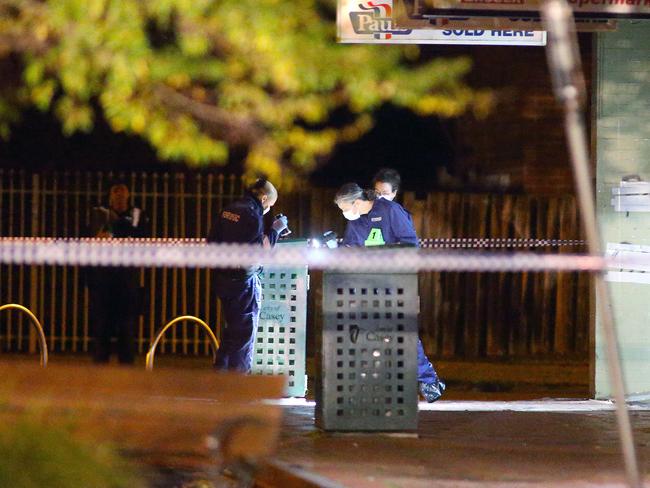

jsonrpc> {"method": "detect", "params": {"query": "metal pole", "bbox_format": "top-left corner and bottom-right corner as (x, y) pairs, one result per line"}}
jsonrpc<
(542, 1), (642, 486)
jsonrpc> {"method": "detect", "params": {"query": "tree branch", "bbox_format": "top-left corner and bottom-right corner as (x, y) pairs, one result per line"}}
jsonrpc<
(0, 32), (50, 57)
(153, 84), (264, 147)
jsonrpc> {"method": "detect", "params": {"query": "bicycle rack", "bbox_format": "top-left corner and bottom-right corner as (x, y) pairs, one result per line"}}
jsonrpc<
(145, 315), (219, 370)
(0, 303), (49, 367)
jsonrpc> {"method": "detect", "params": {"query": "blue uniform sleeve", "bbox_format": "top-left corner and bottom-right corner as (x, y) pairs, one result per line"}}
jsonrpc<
(266, 228), (280, 247)
(240, 211), (265, 244)
(341, 222), (363, 247)
(390, 205), (418, 247)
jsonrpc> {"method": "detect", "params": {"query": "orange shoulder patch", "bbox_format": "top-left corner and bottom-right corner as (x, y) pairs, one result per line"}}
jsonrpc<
(222, 210), (241, 223)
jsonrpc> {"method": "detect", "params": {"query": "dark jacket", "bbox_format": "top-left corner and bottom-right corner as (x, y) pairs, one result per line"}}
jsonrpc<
(86, 205), (149, 290)
(342, 198), (418, 247)
(89, 206), (149, 238)
(207, 192), (280, 279)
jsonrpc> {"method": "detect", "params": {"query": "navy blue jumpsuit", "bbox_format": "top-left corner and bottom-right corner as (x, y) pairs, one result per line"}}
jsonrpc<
(208, 193), (280, 372)
(341, 197), (441, 386)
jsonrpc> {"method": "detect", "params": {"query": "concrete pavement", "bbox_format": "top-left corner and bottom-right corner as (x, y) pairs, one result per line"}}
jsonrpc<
(270, 399), (650, 487)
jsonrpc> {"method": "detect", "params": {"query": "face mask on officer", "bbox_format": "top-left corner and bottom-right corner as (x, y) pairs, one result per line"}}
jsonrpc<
(340, 201), (361, 221)
(374, 181), (396, 202)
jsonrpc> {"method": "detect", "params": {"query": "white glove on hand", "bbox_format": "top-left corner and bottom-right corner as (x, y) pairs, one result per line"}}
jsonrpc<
(272, 215), (288, 234)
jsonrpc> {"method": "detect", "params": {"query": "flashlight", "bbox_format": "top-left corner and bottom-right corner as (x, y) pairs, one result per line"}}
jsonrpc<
(275, 213), (292, 237)
(322, 230), (338, 249)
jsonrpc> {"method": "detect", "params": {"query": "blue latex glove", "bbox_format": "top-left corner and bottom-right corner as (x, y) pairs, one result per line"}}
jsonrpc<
(272, 215), (288, 234)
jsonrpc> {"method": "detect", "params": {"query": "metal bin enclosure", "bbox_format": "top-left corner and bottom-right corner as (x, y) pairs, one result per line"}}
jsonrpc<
(317, 272), (419, 431)
(252, 240), (309, 397)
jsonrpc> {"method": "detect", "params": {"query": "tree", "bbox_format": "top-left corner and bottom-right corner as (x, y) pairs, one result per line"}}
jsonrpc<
(0, 0), (491, 183)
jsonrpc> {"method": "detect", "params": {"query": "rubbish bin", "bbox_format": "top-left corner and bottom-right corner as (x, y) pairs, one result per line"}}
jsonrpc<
(316, 272), (419, 431)
(252, 239), (309, 397)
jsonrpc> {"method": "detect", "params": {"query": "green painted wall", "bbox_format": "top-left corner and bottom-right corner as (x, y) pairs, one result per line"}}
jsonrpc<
(595, 21), (650, 398)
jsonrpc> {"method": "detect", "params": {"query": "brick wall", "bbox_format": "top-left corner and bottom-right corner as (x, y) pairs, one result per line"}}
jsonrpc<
(446, 34), (594, 194)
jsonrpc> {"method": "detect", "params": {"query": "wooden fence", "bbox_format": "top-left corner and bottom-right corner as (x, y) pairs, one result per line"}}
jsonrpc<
(308, 188), (591, 359)
(413, 193), (589, 358)
(0, 170), (590, 360)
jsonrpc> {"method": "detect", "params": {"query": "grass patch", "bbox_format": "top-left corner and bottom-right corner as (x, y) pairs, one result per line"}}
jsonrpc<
(0, 415), (144, 488)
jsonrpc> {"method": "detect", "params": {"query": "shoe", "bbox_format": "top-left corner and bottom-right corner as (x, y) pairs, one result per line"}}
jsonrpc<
(419, 379), (446, 403)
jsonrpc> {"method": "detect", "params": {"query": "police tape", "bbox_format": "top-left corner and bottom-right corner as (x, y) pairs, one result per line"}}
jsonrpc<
(0, 236), (586, 248)
(420, 238), (585, 248)
(0, 237), (628, 273)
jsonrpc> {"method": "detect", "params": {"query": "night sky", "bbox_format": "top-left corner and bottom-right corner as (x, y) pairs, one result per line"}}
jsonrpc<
(0, 104), (454, 193)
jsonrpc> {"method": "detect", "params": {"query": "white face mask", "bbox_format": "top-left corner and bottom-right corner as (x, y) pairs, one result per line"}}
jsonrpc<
(263, 206), (271, 215)
(343, 209), (360, 221)
(375, 191), (396, 201)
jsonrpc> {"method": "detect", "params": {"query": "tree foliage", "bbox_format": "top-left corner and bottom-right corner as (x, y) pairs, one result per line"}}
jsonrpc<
(0, 0), (491, 182)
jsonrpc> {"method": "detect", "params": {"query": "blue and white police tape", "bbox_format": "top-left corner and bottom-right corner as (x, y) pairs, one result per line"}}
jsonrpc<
(0, 237), (621, 273)
(0, 236), (586, 248)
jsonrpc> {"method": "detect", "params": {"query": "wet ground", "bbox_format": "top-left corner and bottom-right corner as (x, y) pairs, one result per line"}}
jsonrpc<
(271, 398), (650, 487)
(9, 355), (644, 486)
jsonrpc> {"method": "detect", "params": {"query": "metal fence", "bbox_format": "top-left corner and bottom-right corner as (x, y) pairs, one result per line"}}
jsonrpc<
(0, 170), (590, 360)
(0, 170), (250, 355)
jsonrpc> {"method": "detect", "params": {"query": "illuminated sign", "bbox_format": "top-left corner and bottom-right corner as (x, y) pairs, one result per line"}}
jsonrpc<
(338, 0), (547, 44)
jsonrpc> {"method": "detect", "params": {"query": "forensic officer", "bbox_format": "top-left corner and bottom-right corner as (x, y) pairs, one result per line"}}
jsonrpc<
(207, 178), (288, 373)
(88, 180), (149, 364)
(335, 182), (445, 402)
(372, 167), (401, 202)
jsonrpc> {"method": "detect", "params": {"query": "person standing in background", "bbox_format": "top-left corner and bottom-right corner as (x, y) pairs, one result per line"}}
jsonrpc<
(372, 168), (401, 202)
(88, 181), (148, 364)
(370, 168), (446, 403)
